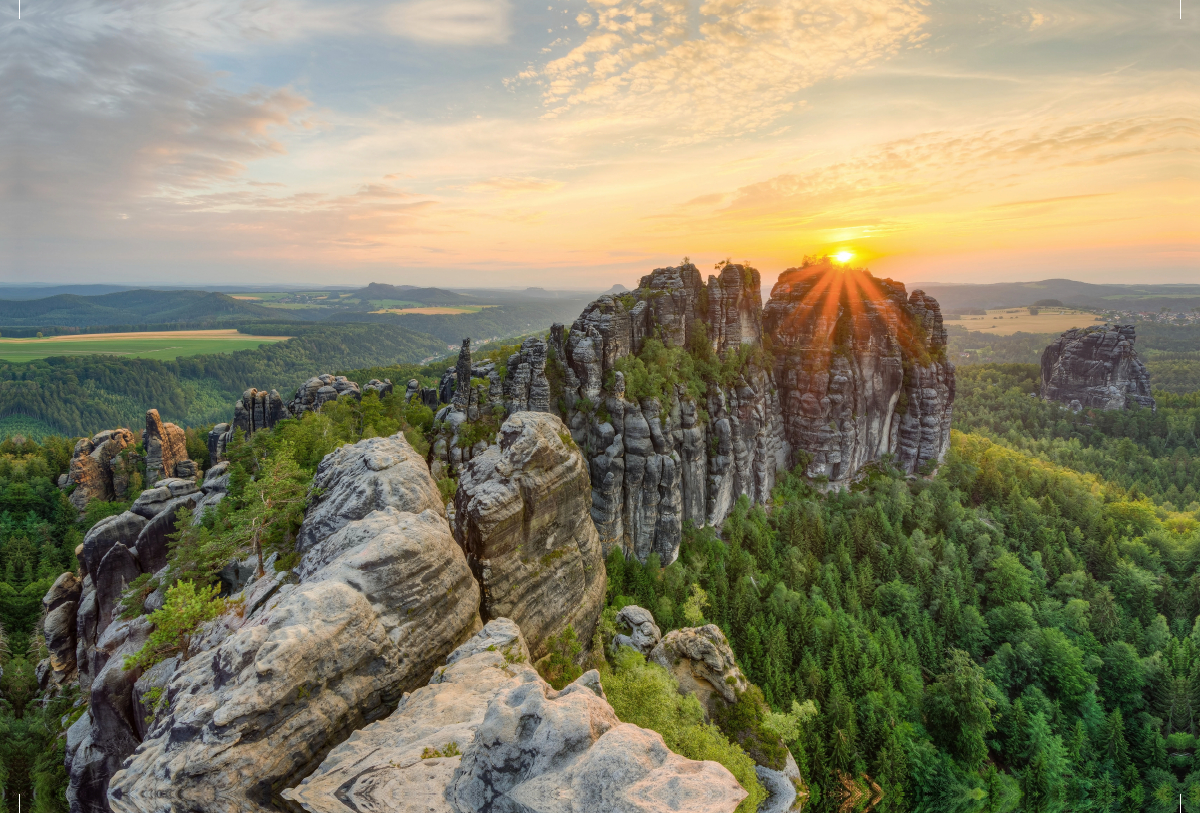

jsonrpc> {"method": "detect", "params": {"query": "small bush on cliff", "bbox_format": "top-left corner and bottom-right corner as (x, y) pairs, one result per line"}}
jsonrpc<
(124, 580), (225, 671)
(602, 646), (767, 812)
(538, 624), (583, 689)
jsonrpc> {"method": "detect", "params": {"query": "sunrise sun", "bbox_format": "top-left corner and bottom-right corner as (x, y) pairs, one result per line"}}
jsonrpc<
(834, 250), (854, 263)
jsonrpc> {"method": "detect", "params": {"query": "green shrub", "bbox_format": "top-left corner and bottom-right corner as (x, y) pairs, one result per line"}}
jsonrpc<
(602, 647), (767, 812)
(124, 580), (225, 672)
(538, 624), (583, 690)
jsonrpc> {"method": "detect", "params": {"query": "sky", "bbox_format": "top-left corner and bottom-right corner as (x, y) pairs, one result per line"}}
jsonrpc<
(0, 0), (1195, 291)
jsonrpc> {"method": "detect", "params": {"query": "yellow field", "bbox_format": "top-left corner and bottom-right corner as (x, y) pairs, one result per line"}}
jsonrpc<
(943, 308), (1105, 336)
(0, 330), (291, 362)
(370, 306), (484, 315)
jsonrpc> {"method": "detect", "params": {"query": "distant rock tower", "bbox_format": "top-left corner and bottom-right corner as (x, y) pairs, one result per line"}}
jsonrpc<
(1040, 324), (1155, 412)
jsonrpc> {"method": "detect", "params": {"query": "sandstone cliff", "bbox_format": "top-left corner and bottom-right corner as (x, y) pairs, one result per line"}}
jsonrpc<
(551, 258), (953, 564)
(105, 433), (482, 813)
(451, 412), (606, 661)
(285, 619), (748, 813)
(1040, 324), (1156, 412)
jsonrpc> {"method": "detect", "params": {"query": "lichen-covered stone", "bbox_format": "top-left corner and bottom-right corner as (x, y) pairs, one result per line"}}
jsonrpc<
(649, 624), (749, 707)
(1041, 324), (1156, 412)
(452, 412), (605, 660)
(613, 605), (661, 655)
(107, 434), (481, 813)
(295, 432), (445, 554)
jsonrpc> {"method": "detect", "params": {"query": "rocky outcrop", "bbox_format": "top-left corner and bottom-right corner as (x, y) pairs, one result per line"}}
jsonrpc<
(363, 377), (394, 398)
(43, 572), (82, 682)
(294, 433), (445, 554)
(613, 604), (661, 655)
(285, 619), (748, 813)
(503, 335), (553, 414)
(211, 374), (365, 461)
(428, 337), (555, 480)
(763, 261), (954, 483)
(1041, 324), (1156, 412)
(65, 429), (138, 512)
(107, 432), (481, 813)
(143, 410), (192, 487)
(554, 259), (954, 563)
(649, 624), (749, 707)
(452, 412), (606, 660)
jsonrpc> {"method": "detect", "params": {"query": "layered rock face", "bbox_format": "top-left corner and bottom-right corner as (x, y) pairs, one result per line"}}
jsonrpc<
(429, 337), (555, 480)
(63, 429), (138, 512)
(285, 619), (748, 813)
(559, 263), (787, 565)
(106, 433), (482, 813)
(554, 259), (953, 564)
(1040, 324), (1156, 412)
(144, 410), (193, 486)
(763, 261), (954, 483)
(210, 374), (366, 461)
(452, 412), (606, 660)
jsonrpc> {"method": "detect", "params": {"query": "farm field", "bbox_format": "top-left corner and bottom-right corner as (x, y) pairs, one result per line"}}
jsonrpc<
(0, 329), (290, 362)
(943, 307), (1105, 336)
(370, 305), (486, 315)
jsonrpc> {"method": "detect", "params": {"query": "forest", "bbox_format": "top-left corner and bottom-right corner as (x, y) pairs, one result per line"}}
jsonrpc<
(0, 323), (447, 439)
(3, 357), (1200, 811)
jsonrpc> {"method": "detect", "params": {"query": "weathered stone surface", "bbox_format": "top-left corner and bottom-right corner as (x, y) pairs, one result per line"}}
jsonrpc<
(45, 599), (79, 675)
(452, 412), (606, 660)
(364, 378), (394, 398)
(449, 663), (748, 813)
(295, 432), (445, 554)
(133, 493), (200, 574)
(649, 624), (749, 707)
(67, 716), (125, 813)
(503, 336), (552, 414)
(452, 338), (473, 408)
(208, 423), (230, 465)
(143, 410), (190, 487)
(550, 260), (953, 562)
(282, 618), (535, 813)
(129, 478), (199, 519)
(108, 434), (481, 813)
(192, 461), (230, 525)
(613, 604), (661, 655)
(132, 656), (178, 741)
(44, 570), (82, 612)
(557, 262), (789, 563)
(1041, 324), (1156, 412)
(763, 261), (954, 484)
(93, 543), (141, 638)
(90, 617), (151, 762)
(82, 512), (146, 584)
(66, 428), (136, 511)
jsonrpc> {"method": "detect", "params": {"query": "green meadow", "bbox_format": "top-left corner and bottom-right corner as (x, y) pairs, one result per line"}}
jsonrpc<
(0, 331), (288, 363)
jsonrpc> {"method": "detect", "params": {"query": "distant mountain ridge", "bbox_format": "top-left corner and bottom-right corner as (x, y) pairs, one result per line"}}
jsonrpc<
(919, 278), (1200, 313)
(350, 283), (469, 304)
(0, 290), (283, 327)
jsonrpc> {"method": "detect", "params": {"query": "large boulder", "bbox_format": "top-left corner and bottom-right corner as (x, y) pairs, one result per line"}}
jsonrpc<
(82, 512), (146, 578)
(649, 624), (749, 707)
(144, 409), (191, 487)
(613, 604), (661, 655)
(93, 543), (141, 638)
(295, 433), (444, 553)
(66, 429), (137, 512)
(133, 493), (200, 574)
(108, 433), (482, 813)
(452, 411), (606, 660)
(285, 619), (748, 813)
(1041, 324), (1156, 411)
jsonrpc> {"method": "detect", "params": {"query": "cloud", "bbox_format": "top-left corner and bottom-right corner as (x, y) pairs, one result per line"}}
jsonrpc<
(519, 0), (929, 141)
(467, 176), (564, 194)
(384, 0), (512, 44)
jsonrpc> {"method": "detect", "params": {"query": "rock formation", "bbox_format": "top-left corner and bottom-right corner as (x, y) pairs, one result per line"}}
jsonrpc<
(612, 604), (662, 655)
(106, 433), (482, 813)
(452, 412), (606, 660)
(1040, 324), (1156, 412)
(210, 374), (366, 461)
(649, 624), (749, 707)
(428, 336), (554, 480)
(554, 258), (953, 564)
(294, 432), (445, 554)
(143, 410), (193, 486)
(285, 619), (748, 813)
(64, 429), (138, 512)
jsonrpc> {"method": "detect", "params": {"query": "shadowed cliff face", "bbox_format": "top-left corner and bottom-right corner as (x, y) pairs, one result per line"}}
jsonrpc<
(764, 262), (955, 483)
(556, 259), (955, 564)
(1040, 324), (1156, 412)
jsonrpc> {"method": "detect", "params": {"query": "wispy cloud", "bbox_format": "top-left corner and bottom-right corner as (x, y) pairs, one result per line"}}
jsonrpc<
(384, 0), (512, 44)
